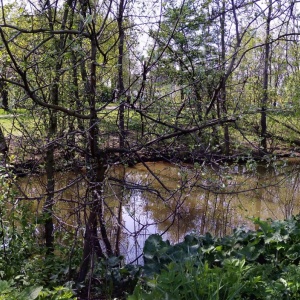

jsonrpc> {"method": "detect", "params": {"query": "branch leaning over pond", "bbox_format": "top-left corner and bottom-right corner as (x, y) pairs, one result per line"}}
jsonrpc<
(268, 115), (300, 136)
(102, 116), (237, 155)
(140, 117), (237, 150)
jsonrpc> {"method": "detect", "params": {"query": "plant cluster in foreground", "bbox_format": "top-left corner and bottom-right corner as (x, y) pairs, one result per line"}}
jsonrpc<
(129, 215), (300, 299)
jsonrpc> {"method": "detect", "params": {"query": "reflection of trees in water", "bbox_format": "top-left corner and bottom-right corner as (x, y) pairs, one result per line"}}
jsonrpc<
(253, 164), (300, 221)
(138, 186), (243, 243)
(17, 162), (300, 261)
(121, 162), (300, 248)
(122, 164), (246, 245)
(17, 172), (86, 246)
(268, 170), (300, 220)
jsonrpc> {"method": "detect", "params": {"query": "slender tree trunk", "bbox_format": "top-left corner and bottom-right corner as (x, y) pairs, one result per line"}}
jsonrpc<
(42, 0), (56, 255)
(78, 4), (113, 281)
(117, 0), (126, 150)
(43, 0), (73, 254)
(115, 165), (125, 256)
(66, 10), (80, 159)
(44, 141), (55, 253)
(260, 0), (272, 154)
(0, 126), (7, 162)
(220, 0), (230, 156)
(114, 0), (127, 257)
(0, 79), (8, 111)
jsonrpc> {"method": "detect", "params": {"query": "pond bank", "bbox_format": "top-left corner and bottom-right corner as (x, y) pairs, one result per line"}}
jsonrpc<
(4, 145), (300, 178)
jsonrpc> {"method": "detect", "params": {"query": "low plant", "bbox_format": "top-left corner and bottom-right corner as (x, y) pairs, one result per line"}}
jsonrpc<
(129, 215), (300, 299)
(0, 280), (75, 300)
(0, 173), (78, 299)
(79, 256), (140, 299)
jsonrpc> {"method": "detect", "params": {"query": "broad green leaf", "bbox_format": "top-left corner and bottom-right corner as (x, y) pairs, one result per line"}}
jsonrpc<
(19, 286), (43, 300)
(0, 280), (10, 293)
(286, 244), (300, 261)
(254, 219), (272, 235)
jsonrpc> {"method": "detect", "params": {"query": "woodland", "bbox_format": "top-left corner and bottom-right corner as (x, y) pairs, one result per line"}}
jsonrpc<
(1, 0), (300, 299)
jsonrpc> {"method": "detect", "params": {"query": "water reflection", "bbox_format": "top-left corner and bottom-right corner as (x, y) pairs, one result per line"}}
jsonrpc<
(18, 160), (300, 262)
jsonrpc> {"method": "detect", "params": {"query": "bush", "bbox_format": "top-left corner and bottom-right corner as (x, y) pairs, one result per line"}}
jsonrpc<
(129, 215), (300, 299)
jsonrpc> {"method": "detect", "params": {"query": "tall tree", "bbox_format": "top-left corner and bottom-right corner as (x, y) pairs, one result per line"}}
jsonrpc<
(260, 0), (272, 154)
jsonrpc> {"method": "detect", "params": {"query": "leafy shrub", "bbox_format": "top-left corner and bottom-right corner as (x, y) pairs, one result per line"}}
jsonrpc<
(0, 173), (79, 298)
(80, 256), (140, 299)
(129, 215), (300, 299)
(0, 280), (75, 300)
(130, 258), (248, 300)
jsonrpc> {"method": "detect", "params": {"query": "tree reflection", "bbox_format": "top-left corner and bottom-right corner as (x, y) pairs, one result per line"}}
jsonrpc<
(17, 161), (300, 262)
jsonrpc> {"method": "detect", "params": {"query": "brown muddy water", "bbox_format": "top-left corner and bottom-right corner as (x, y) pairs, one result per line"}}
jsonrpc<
(17, 159), (300, 263)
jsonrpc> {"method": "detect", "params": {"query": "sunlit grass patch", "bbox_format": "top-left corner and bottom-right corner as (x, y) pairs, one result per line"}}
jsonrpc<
(0, 108), (27, 115)
(0, 113), (33, 136)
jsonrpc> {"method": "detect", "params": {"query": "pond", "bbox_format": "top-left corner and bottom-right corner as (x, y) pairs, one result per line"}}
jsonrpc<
(18, 158), (300, 263)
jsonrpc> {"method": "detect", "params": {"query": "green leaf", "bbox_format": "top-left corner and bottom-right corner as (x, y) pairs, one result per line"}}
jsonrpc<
(254, 219), (272, 235)
(0, 280), (10, 293)
(143, 234), (170, 260)
(84, 14), (93, 25)
(237, 245), (262, 261)
(286, 244), (300, 261)
(19, 286), (43, 300)
(107, 256), (122, 267)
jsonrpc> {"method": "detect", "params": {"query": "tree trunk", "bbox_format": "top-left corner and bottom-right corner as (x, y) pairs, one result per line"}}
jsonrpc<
(0, 79), (8, 111)
(220, 0), (230, 156)
(117, 0), (126, 150)
(0, 126), (7, 160)
(78, 5), (113, 281)
(43, 0), (73, 254)
(44, 142), (55, 253)
(260, 0), (272, 154)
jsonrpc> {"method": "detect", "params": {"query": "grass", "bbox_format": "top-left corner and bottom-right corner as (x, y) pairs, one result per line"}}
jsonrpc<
(0, 109), (33, 136)
(0, 108), (27, 115)
(0, 118), (14, 133)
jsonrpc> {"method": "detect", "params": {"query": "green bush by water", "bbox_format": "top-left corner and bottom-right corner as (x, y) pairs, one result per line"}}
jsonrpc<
(130, 216), (300, 299)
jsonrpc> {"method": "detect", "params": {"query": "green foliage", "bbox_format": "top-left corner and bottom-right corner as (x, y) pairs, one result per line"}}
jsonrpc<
(0, 109), (33, 136)
(0, 280), (75, 299)
(100, 86), (114, 103)
(0, 173), (78, 298)
(129, 259), (247, 300)
(0, 281), (42, 300)
(84, 256), (140, 299)
(130, 215), (300, 299)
